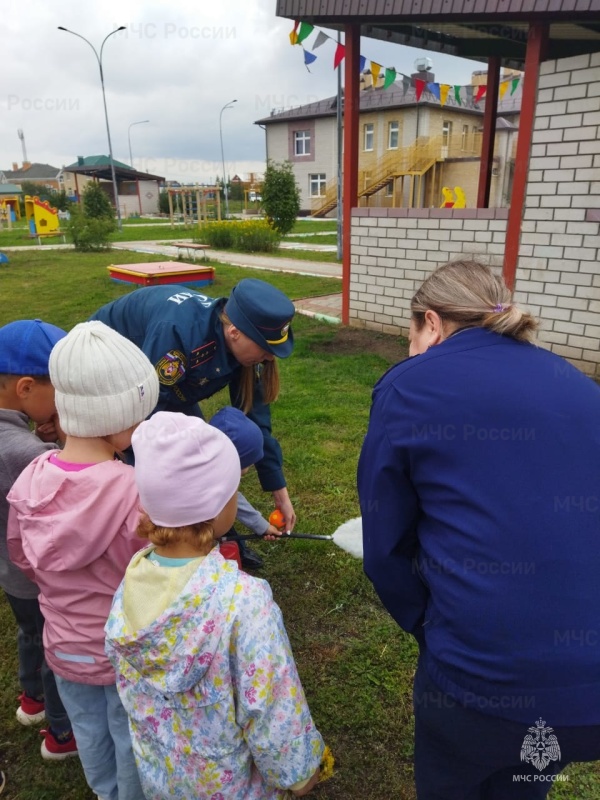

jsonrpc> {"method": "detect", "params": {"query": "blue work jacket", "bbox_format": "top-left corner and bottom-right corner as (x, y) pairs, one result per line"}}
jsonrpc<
(358, 327), (600, 725)
(91, 285), (285, 491)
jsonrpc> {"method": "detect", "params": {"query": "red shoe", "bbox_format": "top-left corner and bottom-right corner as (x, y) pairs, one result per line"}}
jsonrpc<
(16, 693), (45, 726)
(40, 729), (79, 761)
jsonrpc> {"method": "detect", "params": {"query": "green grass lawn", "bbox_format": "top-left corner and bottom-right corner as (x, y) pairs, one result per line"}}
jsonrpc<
(0, 251), (597, 799)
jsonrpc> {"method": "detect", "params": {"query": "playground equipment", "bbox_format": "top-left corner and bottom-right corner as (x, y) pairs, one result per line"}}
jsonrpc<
(167, 186), (221, 227)
(0, 202), (12, 229)
(24, 195), (60, 237)
(439, 186), (466, 209)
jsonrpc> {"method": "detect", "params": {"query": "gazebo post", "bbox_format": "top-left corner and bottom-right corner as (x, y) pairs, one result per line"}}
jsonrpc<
(476, 56), (501, 208)
(342, 23), (361, 325)
(504, 22), (548, 291)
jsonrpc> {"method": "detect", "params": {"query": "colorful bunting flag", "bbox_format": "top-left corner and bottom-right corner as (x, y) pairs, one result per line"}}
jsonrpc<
(303, 49), (317, 70)
(297, 21), (314, 44)
(427, 82), (441, 102)
(312, 30), (329, 49)
(334, 42), (345, 69)
(359, 55), (366, 73)
(499, 81), (510, 100)
(510, 77), (520, 95)
(402, 77), (411, 95)
(383, 67), (397, 89)
(370, 62), (381, 88)
(454, 85), (462, 106)
(440, 84), (451, 106)
(289, 29), (299, 45)
(465, 85), (474, 103)
(415, 79), (426, 102)
(474, 85), (487, 104)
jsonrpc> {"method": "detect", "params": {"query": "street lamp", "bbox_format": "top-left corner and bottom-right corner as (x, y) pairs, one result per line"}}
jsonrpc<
(219, 99), (237, 218)
(128, 120), (149, 167)
(58, 25), (125, 230)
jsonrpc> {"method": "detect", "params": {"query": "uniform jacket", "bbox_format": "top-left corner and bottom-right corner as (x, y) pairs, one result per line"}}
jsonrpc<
(105, 546), (324, 800)
(358, 327), (600, 725)
(0, 409), (56, 599)
(91, 287), (285, 491)
(7, 452), (143, 684)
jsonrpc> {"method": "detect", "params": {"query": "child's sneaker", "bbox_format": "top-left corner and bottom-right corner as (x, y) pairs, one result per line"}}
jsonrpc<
(40, 729), (78, 761)
(16, 693), (45, 726)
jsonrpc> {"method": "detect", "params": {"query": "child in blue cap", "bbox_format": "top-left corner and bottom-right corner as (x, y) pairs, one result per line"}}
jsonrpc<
(0, 320), (77, 760)
(210, 407), (283, 566)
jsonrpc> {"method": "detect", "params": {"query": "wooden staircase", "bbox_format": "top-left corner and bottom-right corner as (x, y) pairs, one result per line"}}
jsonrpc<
(311, 134), (475, 217)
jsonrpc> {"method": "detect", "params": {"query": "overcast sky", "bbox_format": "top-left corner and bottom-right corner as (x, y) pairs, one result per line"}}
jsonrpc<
(1, 0), (487, 184)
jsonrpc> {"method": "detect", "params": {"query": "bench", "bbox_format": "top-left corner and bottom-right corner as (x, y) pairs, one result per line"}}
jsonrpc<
(171, 242), (210, 262)
(35, 231), (67, 246)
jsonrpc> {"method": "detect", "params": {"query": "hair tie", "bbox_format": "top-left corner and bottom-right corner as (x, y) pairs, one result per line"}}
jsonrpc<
(493, 304), (510, 313)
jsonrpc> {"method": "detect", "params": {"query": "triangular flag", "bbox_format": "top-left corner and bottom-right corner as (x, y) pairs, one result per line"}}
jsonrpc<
(475, 85), (487, 104)
(312, 30), (329, 49)
(415, 79), (426, 101)
(465, 85), (474, 103)
(383, 67), (397, 89)
(334, 42), (345, 69)
(510, 77), (520, 95)
(440, 84), (451, 106)
(359, 55), (366, 73)
(454, 85), (462, 105)
(371, 62), (382, 88)
(428, 82), (441, 102)
(289, 29), (299, 45)
(499, 81), (510, 100)
(297, 21), (314, 44)
(303, 48), (317, 70)
(402, 76), (411, 95)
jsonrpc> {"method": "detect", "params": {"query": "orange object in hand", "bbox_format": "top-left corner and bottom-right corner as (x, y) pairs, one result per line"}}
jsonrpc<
(269, 509), (286, 531)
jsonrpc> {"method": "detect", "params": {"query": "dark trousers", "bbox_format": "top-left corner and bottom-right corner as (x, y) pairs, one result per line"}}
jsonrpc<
(413, 661), (600, 800)
(5, 592), (71, 736)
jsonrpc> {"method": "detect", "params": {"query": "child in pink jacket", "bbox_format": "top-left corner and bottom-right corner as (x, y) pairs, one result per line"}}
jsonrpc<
(8, 321), (159, 800)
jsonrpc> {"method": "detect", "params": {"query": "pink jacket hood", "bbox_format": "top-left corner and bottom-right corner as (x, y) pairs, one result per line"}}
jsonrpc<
(8, 451), (144, 684)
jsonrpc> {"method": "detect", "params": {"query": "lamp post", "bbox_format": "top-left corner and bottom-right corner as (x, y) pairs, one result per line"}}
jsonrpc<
(219, 99), (237, 218)
(58, 25), (125, 230)
(128, 120), (149, 167)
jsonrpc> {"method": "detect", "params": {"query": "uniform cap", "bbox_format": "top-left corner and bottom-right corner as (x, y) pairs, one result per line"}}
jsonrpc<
(0, 319), (66, 376)
(132, 411), (241, 527)
(225, 278), (295, 358)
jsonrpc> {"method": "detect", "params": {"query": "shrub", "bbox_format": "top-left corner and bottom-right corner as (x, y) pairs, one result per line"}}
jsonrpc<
(261, 160), (300, 236)
(195, 220), (280, 253)
(67, 208), (115, 251)
(82, 181), (114, 220)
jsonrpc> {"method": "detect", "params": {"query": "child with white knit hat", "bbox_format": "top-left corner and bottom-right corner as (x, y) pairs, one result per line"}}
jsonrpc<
(105, 411), (324, 799)
(8, 321), (158, 800)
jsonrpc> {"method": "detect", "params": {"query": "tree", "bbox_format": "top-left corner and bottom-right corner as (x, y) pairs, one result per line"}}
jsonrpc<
(82, 181), (114, 219)
(261, 160), (300, 236)
(19, 181), (73, 212)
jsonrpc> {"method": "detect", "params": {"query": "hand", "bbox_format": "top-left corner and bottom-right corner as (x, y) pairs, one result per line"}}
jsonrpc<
(271, 487), (296, 533)
(35, 414), (64, 444)
(262, 524), (284, 541)
(292, 767), (320, 797)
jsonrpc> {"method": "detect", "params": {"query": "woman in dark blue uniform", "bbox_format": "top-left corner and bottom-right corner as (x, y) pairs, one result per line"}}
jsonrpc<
(91, 278), (296, 549)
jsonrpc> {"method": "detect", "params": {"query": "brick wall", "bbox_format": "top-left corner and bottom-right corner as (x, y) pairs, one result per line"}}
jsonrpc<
(350, 208), (507, 333)
(517, 52), (600, 376)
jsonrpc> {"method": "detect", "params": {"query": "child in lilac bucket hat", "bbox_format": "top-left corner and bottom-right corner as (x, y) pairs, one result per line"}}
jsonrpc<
(105, 411), (324, 800)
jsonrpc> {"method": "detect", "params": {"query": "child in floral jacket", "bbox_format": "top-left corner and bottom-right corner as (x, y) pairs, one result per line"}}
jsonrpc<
(105, 412), (323, 799)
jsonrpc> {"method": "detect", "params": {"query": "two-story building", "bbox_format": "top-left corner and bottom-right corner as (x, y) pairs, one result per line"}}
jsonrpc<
(256, 68), (521, 215)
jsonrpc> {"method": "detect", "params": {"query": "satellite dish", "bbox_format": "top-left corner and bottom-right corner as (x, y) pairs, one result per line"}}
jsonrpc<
(414, 56), (433, 72)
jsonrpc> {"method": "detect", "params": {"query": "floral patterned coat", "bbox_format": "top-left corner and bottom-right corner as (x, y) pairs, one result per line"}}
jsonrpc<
(105, 547), (324, 799)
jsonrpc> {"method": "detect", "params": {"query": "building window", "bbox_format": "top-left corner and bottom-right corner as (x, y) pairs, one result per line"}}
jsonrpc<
(388, 121), (399, 149)
(461, 124), (469, 151)
(385, 181), (394, 197)
(364, 123), (374, 151)
(442, 120), (453, 148)
(309, 173), (327, 197)
(294, 130), (311, 156)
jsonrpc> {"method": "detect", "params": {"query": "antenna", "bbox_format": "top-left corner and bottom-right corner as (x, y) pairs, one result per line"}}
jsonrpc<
(17, 129), (28, 163)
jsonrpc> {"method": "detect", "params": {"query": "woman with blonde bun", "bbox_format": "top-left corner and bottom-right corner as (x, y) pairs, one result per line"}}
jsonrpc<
(358, 260), (600, 799)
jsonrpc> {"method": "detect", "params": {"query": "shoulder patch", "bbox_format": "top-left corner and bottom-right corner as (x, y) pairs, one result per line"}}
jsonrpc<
(190, 340), (217, 370)
(155, 350), (186, 385)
